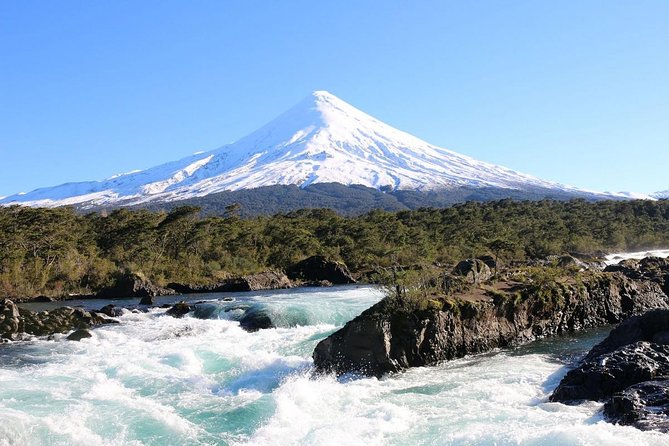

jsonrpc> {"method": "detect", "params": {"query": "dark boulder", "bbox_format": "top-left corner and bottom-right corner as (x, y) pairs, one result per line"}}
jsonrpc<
(604, 379), (669, 432)
(549, 306), (669, 431)
(239, 308), (274, 332)
(550, 342), (669, 402)
(581, 309), (669, 361)
(34, 295), (55, 302)
(166, 301), (192, 318)
(20, 306), (114, 337)
(139, 296), (155, 306)
(452, 259), (492, 284)
(98, 304), (124, 318)
(97, 271), (176, 298)
(67, 329), (93, 341)
(604, 259), (641, 275)
(286, 256), (356, 285)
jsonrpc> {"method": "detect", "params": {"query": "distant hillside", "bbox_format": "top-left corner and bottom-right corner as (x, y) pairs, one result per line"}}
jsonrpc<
(124, 183), (626, 217)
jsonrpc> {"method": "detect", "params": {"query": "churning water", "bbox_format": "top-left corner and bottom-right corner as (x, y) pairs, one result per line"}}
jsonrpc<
(1, 285), (667, 445)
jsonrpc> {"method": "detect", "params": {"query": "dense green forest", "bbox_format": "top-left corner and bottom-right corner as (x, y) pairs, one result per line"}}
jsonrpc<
(1, 199), (669, 298)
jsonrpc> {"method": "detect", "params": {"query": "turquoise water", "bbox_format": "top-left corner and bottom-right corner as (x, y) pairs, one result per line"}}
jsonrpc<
(1, 285), (668, 445)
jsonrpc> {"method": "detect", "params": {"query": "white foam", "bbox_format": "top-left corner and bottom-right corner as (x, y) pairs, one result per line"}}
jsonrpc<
(1, 286), (667, 445)
(242, 352), (668, 445)
(604, 248), (669, 265)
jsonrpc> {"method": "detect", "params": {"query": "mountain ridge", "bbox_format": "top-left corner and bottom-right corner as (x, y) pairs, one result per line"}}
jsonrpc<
(1, 90), (635, 208)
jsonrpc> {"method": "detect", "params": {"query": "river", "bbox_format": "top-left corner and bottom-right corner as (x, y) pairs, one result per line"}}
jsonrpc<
(1, 280), (668, 444)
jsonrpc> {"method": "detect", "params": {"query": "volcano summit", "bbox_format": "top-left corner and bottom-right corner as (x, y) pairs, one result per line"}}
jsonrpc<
(1, 91), (623, 208)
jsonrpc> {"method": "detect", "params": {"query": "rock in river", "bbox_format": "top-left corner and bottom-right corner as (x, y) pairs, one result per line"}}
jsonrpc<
(604, 379), (669, 432)
(313, 270), (668, 377)
(239, 308), (275, 332)
(166, 301), (192, 318)
(550, 341), (669, 402)
(550, 308), (669, 432)
(67, 329), (93, 341)
(1, 298), (115, 340)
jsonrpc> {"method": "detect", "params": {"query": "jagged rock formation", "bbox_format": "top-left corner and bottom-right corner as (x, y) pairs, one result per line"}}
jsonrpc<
(286, 256), (356, 285)
(580, 309), (669, 361)
(550, 308), (669, 432)
(313, 270), (669, 377)
(604, 379), (669, 432)
(97, 271), (176, 299)
(550, 341), (669, 402)
(604, 256), (669, 295)
(1, 298), (115, 340)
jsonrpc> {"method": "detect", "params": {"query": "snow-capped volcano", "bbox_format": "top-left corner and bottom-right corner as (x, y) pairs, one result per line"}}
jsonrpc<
(1, 91), (621, 207)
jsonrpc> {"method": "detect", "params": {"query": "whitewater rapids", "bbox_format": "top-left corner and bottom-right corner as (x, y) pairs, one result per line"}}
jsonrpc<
(1, 284), (668, 445)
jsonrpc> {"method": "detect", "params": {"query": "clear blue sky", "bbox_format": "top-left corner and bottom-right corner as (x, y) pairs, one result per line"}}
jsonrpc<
(1, 1), (668, 197)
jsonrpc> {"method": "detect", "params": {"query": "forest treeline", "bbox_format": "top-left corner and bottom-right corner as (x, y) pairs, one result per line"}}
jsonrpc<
(1, 199), (669, 298)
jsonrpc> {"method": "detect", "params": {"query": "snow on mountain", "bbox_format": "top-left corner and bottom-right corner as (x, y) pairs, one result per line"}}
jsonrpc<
(652, 190), (669, 199)
(1, 91), (626, 208)
(607, 191), (653, 200)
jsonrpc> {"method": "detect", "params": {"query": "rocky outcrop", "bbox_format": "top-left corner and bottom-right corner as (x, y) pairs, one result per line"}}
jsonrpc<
(550, 308), (669, 432)
(604, 380), (669, 432)
(1, 298), (115, 340)
(605, 256), (669, 295)
(67, 329), (93, 341)
(165, 301), (192, 318)
(550, 341), (669, 402)
(97, 272), (176, 299)
(0, 298), (21, 337)
(452, 259), (492, 284)
(313, 272), (669, 377)
(167, 271), (291, 294)
(286, 256), (356, 284)
(580, 309), (669, 361)
(556, 255), (587, 269)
